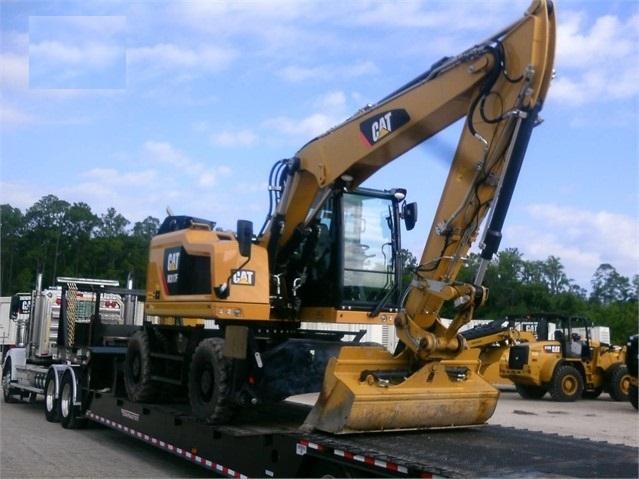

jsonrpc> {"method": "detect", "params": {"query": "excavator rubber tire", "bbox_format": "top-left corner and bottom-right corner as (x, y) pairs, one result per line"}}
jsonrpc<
(188, 338), (237, 424)
(124, 330), (160, 403)
(607, 363), (630, 402)
(549, 364), (583, 402)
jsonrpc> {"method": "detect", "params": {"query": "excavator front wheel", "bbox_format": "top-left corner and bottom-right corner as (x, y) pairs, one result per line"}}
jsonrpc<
(188, 338), (237, 424)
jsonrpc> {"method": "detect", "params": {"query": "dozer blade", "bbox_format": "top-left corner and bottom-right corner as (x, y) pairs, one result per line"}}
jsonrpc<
(302, 345), (499, 434)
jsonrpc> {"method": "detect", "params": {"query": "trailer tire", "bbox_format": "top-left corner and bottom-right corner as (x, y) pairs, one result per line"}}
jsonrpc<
(515, 384), (547, 399)
(188, 338), (236, 424)
(2, 358), (16, 403)
(59, 371), (85, 429)
(125, 330), (159, 402)
(607, 363), (630, 402)
(549, 365), (583, 402)
(44, 368), (59, 422)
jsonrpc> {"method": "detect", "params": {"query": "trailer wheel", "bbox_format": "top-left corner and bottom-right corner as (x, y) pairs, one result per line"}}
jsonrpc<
(188, 338), (236, 424)
(124, 330), (159, 402)
(2, 358), (16, 403)
(515, 384), (547, 399)
(607, 364), (630, 402)
(549, 365), (583, 402)
(59, 371), (85, 429)
(629, 383), (638, 410)
(44, 368), (59, 422)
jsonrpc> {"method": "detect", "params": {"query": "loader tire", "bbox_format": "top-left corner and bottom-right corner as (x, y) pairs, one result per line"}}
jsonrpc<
(124, 330), (159, 402)
(607, 363), (630, 402)
(44, 368), (59, 422)
(188, 338), (236, 424)
(515, 384), (547, 399)
(629, 383), (638, 410)
(549, 365), (583, 402)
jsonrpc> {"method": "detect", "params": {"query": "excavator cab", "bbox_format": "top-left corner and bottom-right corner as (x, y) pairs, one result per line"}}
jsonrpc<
(296, 187), (416, 313)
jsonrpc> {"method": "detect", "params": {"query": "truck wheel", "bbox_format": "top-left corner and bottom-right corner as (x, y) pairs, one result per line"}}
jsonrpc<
(59, 371), (85, 429)
(124, 330), (159, 402)
(629, 384), (638, 410)
(549, 365), (583, 402)
(188, 338), (236, 424)
(44, 368), (59, 422)
(2, 358), (16, 403)
(515, 384), (547, 399)
(607, 364), (630, 402)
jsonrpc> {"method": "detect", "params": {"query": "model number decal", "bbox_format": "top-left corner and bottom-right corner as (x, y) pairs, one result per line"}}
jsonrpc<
(544, 345), (561, 354)
(231, 270), (255, 285)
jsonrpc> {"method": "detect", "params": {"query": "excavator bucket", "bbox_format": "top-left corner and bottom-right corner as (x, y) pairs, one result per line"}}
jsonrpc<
(303, 346), (499, 434)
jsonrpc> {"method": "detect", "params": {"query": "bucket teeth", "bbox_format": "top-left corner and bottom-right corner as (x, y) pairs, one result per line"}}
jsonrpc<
(302, 345), (499, 434)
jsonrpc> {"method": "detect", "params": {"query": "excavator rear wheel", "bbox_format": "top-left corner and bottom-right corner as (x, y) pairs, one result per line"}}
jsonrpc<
(124, 330), (159, 402)
(188, 338), (237, 424)
(549, 364), (583, 402)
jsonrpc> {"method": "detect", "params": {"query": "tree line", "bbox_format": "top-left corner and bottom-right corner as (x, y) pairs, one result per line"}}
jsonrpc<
(1, 195), (637, 344)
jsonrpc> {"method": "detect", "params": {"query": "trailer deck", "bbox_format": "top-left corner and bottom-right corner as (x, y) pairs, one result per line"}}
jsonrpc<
(86, 392), (638, 478)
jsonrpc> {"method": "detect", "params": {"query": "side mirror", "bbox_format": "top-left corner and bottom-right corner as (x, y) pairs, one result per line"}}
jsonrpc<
(402, 202), (418, 231)
(237, 220), (253, 258)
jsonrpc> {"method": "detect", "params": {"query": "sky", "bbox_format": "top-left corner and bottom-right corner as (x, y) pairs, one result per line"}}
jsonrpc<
(1, 0), (637, 292)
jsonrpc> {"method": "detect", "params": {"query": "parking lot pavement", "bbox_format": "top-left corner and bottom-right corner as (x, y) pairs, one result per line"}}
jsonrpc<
(489, 386), (638, 447)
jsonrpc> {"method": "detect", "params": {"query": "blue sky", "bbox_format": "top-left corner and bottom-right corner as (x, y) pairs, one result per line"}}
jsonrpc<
(1, 0), (637, 291)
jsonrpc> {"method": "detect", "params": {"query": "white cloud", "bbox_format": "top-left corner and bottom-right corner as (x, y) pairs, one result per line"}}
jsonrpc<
(210, 130), (258, 147)
(141, 141), (231, 187)
(552, 11), (639, 106)
(279, 61), (378, 82)
(507, 204), (639, 287)
(128, 44), (236, 71)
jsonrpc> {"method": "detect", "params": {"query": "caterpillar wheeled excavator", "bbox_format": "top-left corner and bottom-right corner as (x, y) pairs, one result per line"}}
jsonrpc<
(133, 0), (556, 434)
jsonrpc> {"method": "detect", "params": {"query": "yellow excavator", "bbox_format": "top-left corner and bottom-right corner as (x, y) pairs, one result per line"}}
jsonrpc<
(135, 0), (556, 434)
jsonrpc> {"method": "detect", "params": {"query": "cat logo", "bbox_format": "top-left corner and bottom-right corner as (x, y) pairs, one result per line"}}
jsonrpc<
(359, 108), (410, 147)
(164, 247), (181, 285)
(231, 269), (255, 286)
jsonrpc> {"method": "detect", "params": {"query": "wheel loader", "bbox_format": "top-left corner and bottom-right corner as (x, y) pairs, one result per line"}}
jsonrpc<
(499, 313), (630, 402)
(125, 0), (556, 433)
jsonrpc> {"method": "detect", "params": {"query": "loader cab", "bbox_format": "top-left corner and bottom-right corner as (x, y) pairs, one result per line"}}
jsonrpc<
(298, 187), (416, 312)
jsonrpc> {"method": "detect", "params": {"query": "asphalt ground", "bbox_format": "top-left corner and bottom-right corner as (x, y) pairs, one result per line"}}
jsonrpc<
(0, 389), (636, 478)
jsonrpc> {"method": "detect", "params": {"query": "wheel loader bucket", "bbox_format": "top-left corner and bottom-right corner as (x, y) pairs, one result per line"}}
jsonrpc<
(302, 345), (499, 434)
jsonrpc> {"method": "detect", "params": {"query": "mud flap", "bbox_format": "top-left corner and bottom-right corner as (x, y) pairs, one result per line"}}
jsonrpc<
(302, 345), (499, 434)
